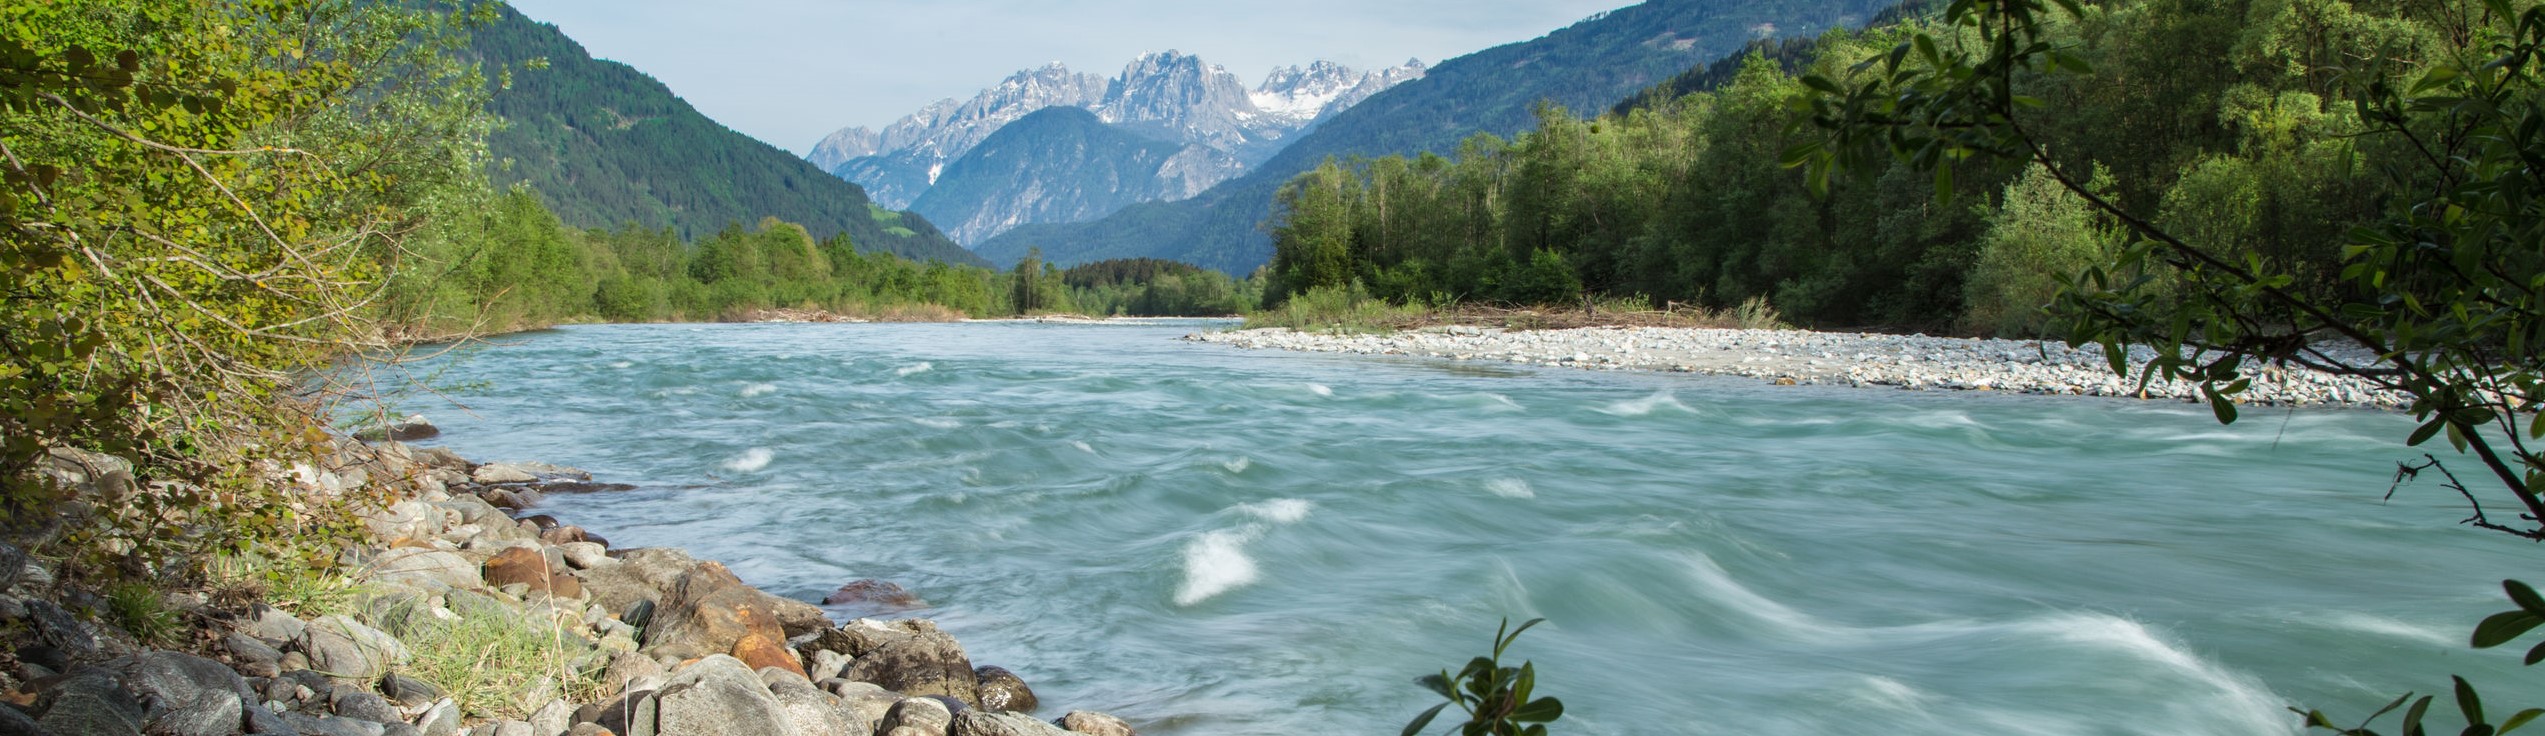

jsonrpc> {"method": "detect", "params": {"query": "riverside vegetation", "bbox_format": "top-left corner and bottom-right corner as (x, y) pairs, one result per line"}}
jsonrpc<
(8, 0), (2545, 734)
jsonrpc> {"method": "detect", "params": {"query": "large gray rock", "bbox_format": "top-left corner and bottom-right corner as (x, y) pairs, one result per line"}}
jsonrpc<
(359, 501), (447, 541)
(36, 672), (144, 736)
(877, 698), (953, 736)
(951, 711), (1076, 736)
(586, 690), (656, 736)
(238, 606), (305, 645)
(825, 681), (903, 734)
(280, 712), (384, 736)
(763, 676), (849, 736)
(116, 651), (248, 736)
(576, 549), (696, 617)
(839, 620), (980, 707)
(330, 689), (400, 725)
(653, 656), (788, 736)
(352, 414), (438, 443)
(526, 699), (571, 736)
(25, 600), (97, 658)
(0, 701), (55, 736)
(1054, 711), (1135, 736)
(471, 465), (539, 485)
(368, 548), (477, 591)
(639, 563), (801, 677)
(222, 632), (283, 678)
(296, 615), (407, 682)
(414, 699), (461, 736)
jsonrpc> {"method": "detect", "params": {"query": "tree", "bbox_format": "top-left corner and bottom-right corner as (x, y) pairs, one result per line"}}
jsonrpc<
(1788, 0), (2545, 727)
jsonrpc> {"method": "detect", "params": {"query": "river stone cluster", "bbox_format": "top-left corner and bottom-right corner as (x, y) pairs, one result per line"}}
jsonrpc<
(0, 431), (1138, 736)
(1190, 325), (2407, 409)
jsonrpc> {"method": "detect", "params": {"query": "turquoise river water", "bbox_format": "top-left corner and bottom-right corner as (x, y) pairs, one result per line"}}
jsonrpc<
(393, 321), (2536, 735)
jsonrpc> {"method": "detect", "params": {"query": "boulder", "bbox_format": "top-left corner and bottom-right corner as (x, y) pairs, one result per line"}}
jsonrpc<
(0, 704), (48, 736)
(601, 650), (667, 698)
(380, 674), (444, 708)
(805, 649), (849, 683)
(527, 699), (572, 736)
(641, 562), (819, 666)
(24, 601), (97, 658)
(370, 548), (478, 591)
(973, 666), (1037, 713)
(578, 548), (696, 616)
(414, 699), (460, 736)
(877, 697), (953, 736)
(537, 526), (590, 546)
(762, 675), (849, 736)
(36, 672), (144, 736)
(1054, 711), (1135, 736)
(278, 712), (383, 736)
(826, 681), (902, 734)
(838, 620), (980, 707)
(297, 615), (408, 682)
(537, 481), (636, 494)
(353, 414), (439, 443)
(951, 712), (1076, 736)
(482, 547), (558, 592)
(116, 651), (249, 736)
(821, 579), (923, 609)
(653, 656), (788, 736)
(471, 465), (540, 485)
(332, 689), (401, 724)
(557, 543), (612, 570)
(585, 689), (655, 736)
(223, 632), (284, 678)
(732, 630), (804, 678)
(238, 605), (305, 645)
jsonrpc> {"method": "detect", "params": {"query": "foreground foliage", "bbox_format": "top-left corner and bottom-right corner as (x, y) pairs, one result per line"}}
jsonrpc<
(1404, 618), (1565, 736)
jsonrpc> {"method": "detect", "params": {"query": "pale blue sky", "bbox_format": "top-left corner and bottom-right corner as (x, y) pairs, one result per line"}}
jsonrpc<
(507, 0), (1630, 155)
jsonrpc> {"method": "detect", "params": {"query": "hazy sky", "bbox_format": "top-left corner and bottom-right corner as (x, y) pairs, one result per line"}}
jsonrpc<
(506, 0), (1630, 155)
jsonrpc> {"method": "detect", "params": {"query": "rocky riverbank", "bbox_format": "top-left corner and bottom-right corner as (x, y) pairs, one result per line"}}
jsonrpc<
(1188, 325), (2407, 409)
(0, 431), (1136, 736)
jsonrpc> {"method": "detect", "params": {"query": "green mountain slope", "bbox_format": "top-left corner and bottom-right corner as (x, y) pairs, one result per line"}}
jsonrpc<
(471, 5), (984, 266)
(976, 0), (1892, 272)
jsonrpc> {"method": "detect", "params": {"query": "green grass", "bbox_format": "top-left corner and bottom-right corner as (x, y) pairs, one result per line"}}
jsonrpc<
(206, 548), (368, 618)
(104, 582), (180, 647)
(1243, 284), (1431, 333)
(372, 596), (608, 719)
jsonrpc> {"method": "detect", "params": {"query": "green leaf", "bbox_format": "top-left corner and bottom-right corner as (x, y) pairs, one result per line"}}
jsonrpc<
(2503, 709), (2544, 734)
(2209, 393), (2239, 424)
(1403, 703), (1449, 736)
(2409, 695), (2437, 736)
(2506, 580), (2544, 614)
(2456, 675), (2484, 725)
(2410, 417), (2447, 446)
(2525, 639), (2543, 666)
(1419, 673), (1455, 699)
(2470, 611), (2542, 648)
(1511, 697), (1565, 723)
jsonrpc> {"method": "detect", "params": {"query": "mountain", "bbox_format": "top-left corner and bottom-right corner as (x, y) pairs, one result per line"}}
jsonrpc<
(908, 107), (1242, 243)
(808, 53), (1426, 243)
(469, 5), (984, 266)
(974, 0), (1894, 273)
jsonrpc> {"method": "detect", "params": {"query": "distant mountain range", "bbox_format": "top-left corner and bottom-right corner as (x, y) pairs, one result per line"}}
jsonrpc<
(469, 5), (982, 266)
(807, 53), (1425, 244)
(975, 0), (1897, 273)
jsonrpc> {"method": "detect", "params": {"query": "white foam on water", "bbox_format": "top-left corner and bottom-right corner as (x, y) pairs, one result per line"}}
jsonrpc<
(1071, 440), (1095, 454)
(1600, 391), (1690, 417)
(2316, 612), (2454, 647)
(610, 361), (633, 369)
(896, 361), (934, 377)
(2015, 614), (2290, 734)
(1221, 456), (1252, 474)
(1174, 528), (1262, 606)
(911, 417), (961, 429)
(1486, 478), (1536, 499)
(1679, 552), (1834, 637)
(1483, 393), (1522, 411)
(1854, 675), (1929, 712)
(739, 382), (776, 398)
(1238, 498), (1313, 524)
(722, 448), (774, 473)
(1306, 383), (1334, 397)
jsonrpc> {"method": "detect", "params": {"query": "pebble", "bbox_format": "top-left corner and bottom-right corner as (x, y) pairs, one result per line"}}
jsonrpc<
(1187, 325), (2404, 409)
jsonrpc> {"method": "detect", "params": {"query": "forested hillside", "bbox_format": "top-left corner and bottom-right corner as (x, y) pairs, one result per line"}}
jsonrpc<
(975, 0), (1896, 272)
(468, 5), (985, 266)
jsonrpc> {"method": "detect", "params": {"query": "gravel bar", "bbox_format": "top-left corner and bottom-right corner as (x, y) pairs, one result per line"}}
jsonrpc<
(1186, 325), (2406, 410)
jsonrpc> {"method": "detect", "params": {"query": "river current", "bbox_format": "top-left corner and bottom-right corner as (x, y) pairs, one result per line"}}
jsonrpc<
(392, 321), (2534, 735)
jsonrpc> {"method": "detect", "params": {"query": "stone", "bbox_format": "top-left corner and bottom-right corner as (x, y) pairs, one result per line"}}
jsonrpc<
(480, 489), (529, 511)
(282, 712), (386, 736)
(383, 724), (422, 736)
(482, 547), (559, 592)
(225, 632), (286, 678)
(576, 548), (695, 617)
(297, 615), (408, 682)
(806, 649), (849, 683)
(839, 620), (980, 707)
(763, 676), (849, 736)
(731, 631), (804, 678)
(472, 465), (539, 485)
(0, 543), (26, 592)
(0, 703), (49, 736)
(586, 689), (655, 736)
(36, 672), (143, 736)
(558, 544), (612, 570)
(820, 579), (922, 609)
(116, 651), (249, 736)
(546, 573), (583, 601)
(600, 651), (666, 698)
(827, 681), (901, 734)
(537, 527), (590, 546)
(242, 703), (290, 736)
(538, 481), (636, 494)
(973, 666), (1037, 713)
(527, 699), (571, 736)
(353, 414), (439, 443)
(370, 548), (479, 591)
(566, 726), (611, 736)
(23, 601), (96, 658)
(1054, 711), (1135, 736)
(15, 645), (64, 673)
(380, 674), (443, 709)
(652, 656), (787, 736)
(877, 698), (953, 736)
(639, 563), (785, 663)
(950, 712), (1076, 736)
(332, 689), (400, 724)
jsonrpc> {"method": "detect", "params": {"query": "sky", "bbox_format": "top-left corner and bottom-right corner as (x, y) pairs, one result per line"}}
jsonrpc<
(506, 0), (1631, 156)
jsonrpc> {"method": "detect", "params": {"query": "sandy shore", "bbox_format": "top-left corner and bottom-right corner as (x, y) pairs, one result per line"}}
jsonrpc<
(1188, 325), (2406, 409)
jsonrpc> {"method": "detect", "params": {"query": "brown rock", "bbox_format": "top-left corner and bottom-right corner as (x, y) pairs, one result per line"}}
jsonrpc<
(973, 666), (1037, 713)
(731, 630), (805, 678)
(641, 562), (787, 662)
(547, 572), (582, 599)
(840, 620), (980, 707)
(483, 547), (556, 592)
(539, 526), (590, 545)
(823, 579), (924, 610)
(1056, 710), (1135, 736)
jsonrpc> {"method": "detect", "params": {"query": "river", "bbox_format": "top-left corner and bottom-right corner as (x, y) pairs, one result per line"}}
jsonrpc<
(392, 321), (2533, 735)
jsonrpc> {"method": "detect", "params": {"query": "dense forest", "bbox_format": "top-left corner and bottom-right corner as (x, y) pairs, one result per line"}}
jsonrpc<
(466, 4), (985, 267)
(974, 0), (1899, 273)
(1259, 0), (2412, 335)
